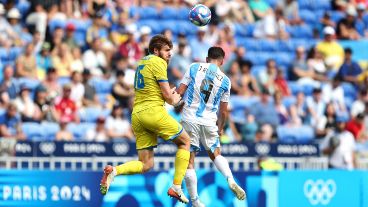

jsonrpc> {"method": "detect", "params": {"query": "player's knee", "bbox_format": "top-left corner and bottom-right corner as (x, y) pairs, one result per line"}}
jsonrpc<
(142, 160), (154, 173)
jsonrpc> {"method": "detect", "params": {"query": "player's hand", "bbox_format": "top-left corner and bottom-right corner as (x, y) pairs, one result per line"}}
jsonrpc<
(170, 87), (177, 94)
(170, 87), (182, 106)
(218, 129), (224, 136)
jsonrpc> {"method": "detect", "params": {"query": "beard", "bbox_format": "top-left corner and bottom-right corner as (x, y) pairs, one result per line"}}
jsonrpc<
(158, 51), (170, 64)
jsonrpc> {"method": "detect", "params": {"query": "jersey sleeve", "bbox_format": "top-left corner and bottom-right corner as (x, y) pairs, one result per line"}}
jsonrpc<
(220, 78), (231, 102)
(180, 63), (197, 86)
(153, 58), (168, 82)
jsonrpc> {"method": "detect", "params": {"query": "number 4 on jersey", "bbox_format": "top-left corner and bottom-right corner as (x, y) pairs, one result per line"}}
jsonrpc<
(200, 79), (214, 103)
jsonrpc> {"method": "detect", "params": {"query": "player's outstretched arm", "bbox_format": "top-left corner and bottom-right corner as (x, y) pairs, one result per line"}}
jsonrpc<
(159, 81), (182, 106)
(176, 83), (188, 96)
(217, 102), (229, 136)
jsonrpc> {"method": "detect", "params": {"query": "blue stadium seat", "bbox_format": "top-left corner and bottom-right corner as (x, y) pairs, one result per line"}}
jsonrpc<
(288, 81), (303, 95)
(282, 96), (296, 108)
(48, 19), (66, 32)
(330, 11), (345, 23)
(245, 52), (272, 66)
(289, 25), (313, 39)
(229, 96), (259, 123)
(251, 65), (265, 77)
(9, 47), (23, 61)
(97, 93), (109, 105)
(16, 78), (41, 91)
(312, 0), (331, 10)
(91, 78), (113, 94)
(234, 24), (254, 37)
(274, 52), (293, 66)
(177, 7), (190, 20)
(0, 48), (9, 62)
(57, 77), (71, 86)
(159, 7), (178, 19)
(341, 82), (357, 100)
(278, 40), (295, 52)
(176, 20), (198, 35)
(22, 122), (45, 141)
(79, 107), (108, 122)
(41, 122), (60, 140)
(16, 0), (31, 17)
(237, 37), (260, 51)
(259, 39), (279, 52)
(277, 125), (314, 144)
(138, 6), (159, 19)
(299, 10), (317, 25)
(67, 123), (92, 140)
(137, 20), (162, 34)
(161, 20), (179, 34)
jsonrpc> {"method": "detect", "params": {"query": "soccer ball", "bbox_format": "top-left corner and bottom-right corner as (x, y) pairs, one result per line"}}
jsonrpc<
(189, 4), (211, 27)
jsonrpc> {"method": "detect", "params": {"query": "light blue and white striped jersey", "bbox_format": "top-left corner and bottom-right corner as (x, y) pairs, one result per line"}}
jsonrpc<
(180, 62), (231, 126)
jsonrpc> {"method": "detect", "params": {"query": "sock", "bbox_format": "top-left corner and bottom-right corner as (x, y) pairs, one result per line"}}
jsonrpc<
(214, 155), (234, 181)
(184, 169), (198, 201)
(173, 148), (190, 185)
(115, 161), (144, 175)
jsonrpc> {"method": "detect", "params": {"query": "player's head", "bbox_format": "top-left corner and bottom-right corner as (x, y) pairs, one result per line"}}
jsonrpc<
(206, 46), (225, 66)
(148, 34), (173, 64)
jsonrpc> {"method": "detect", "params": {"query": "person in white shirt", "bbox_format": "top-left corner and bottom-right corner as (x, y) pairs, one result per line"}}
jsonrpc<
(105, 105), (134, 140)
(82, 38), (107, 76)
(86, 117), (109, 142)
(177, 47), (246, 207)
(321, 115), (356, 170)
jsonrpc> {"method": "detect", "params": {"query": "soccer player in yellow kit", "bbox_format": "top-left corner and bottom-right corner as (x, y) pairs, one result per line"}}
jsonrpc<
(100, 35), (191, 203)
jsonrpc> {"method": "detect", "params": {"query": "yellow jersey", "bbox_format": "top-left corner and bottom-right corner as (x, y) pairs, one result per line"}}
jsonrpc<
(132, 55), (168, 114)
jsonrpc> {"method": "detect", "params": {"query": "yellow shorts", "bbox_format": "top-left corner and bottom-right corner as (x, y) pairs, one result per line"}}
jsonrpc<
(132, 106), (183, 150)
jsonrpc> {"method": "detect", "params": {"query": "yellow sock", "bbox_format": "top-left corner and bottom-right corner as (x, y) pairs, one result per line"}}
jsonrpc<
(173, 149), (190, 185)
(115, 161), (144, 175)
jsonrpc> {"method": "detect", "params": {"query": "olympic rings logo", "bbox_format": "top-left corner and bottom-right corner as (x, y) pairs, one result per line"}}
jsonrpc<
(304, 179), (336, 205)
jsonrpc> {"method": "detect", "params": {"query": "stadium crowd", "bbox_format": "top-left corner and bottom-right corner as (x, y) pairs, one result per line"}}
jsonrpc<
(0, 0), (367, 156)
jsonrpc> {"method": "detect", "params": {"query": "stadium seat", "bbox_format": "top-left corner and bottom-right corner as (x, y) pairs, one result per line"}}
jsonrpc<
(48, 19), (66, 32)
(91, 78), (113, 94)
(57, 77), (71, 86)
(288, 25), (313, 39)
(16, 78), (41, 91)
(330, 11), (345, 23)
(138, 6), (159, 19)
(159, 7), (178, 19)
(288, 81), (303, 95)
(299, 10), (317, 25)
(277, 125), (314, 144)
(177, 7), (190, 20)
(41, 122), (60, 141)
(79, 107), (109, 122)
(237, 37), (260, 51)
(22, 122), (45, 141)
(341, 82), (357, 100)
(229, 96), (259, 123)
(282, 96), (296, 108)
(259, 39), (279, 52)
(16, 0), (31, 17)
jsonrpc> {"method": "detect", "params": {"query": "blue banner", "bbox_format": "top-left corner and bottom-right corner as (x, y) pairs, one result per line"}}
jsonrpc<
(278, 170), (363, 207)
(14, 141), (320, 157)
(0, 170), (103, 207)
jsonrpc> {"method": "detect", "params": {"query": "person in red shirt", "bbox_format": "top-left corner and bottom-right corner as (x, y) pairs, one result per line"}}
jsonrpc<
(345, 113), (365, 141)
(275, 69), (291, 96)
(53, 84), (80, 123)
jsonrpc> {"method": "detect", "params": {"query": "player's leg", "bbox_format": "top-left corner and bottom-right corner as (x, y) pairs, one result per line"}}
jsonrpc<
(100, 112), (156, 195)
(207, 148), (246, 200)
(182, 121), (205, 207)
(150, 106), (190, 203)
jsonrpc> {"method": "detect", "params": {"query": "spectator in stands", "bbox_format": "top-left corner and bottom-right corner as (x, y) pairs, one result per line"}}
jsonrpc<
(320, 11), (336, 29)
(82, 37), (107, 76)
(86, 13), (110, 46)
(16, 43), (38, 79)
(321, 115), (356, 169)
(106, 104), (134, 141)
(241, 114), (258, 142)
(52, 43), (73, 77)
(86, 116), (109, 142)
(0, 65), (18, 104)
(42, 67), (61, 100)
(316, 102), (338, 138)
(274, 69), (291, 97)
(255, 124), (274, 142)
(138, 26), (152, 55)
(110, 11), (132, 46)
(249, 0), (273, 21)
(36, 42), (53, 78)
(228, 60), (242, 95)
(54, 84), (80, 123)
(316, 26), (344, 70)
(0, 102), (26, 140)
(306, 87), (326, 126)
(118, 24), (143, 67)
(294, 92), (308, 124)
(204, 23), (220, 46)
(190, 27), (211, 62)
(346, 113), (366, 141)
(70, 47), (84, 73)
(277, 0), (302, 25)
(82, 69), (100, 108)
(274, 91), (290, 125)
(112, 55), (135, 86)
(239, 59), (259, 97)
(14, 85), (42, 122)
(49, 27), (64, 53)
(257, 59), (277, 95)
(306, 46), (328, 81)
(0, 3), (18, 46)
(250, 0), (279, 39)
(214, 0), (254, 23)
(7, 8), (24, 43)
(48, 4), (67, 22)
(355, 3), (367, 37)
(336, 7), (360, 40)
(55, 120), (74, 141)
(112, 70), (134, 108)
(168, 40), (191, 87)
(337, 47), (363, 85)
(63, 23), (78, 50)
(291, 46), (313, 81)
(274, 7), (290, 39)
(34, 85), (57, 122)
(322, 76), (346, 112)
(26, 4), (47, 40)
(251, 89), (280, 129)
(69, 71), (84, 108)
(351, 89), (368, 117)
(216, 27), (237, 62)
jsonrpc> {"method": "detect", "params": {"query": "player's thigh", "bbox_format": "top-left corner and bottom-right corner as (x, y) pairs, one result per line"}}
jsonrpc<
(181, 121), (201, 152)
(200, 125), (221, 153)
(140, 106), (183, 141)
(132, 113), (157, 150)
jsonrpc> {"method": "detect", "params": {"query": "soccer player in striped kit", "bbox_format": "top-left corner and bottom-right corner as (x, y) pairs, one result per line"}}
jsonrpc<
(177, 47), (246, 207)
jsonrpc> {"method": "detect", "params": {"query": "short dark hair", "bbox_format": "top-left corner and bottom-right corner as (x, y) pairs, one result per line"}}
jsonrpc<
(207, 47), (225, 60)
(148, 34), (173, 54)
(344, 47), (352, 54)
